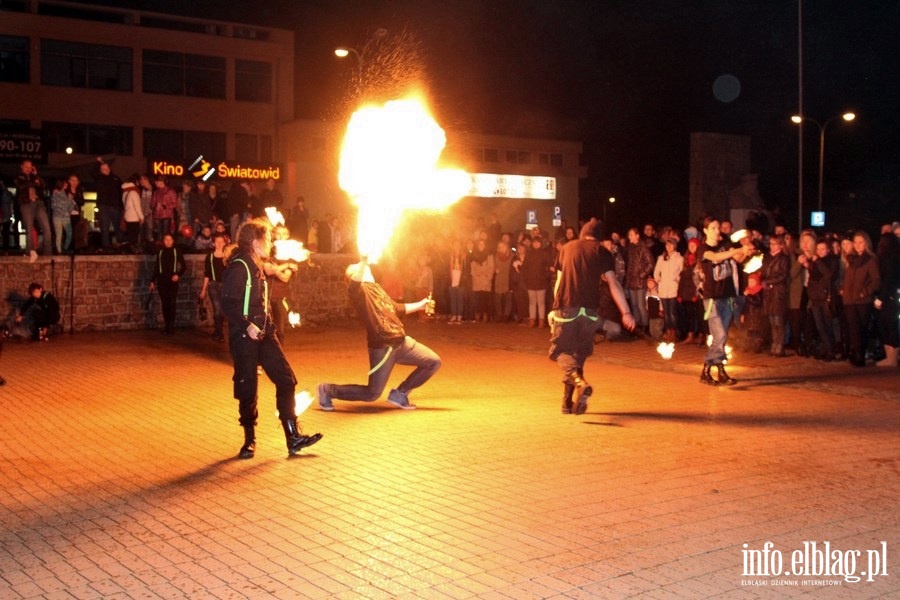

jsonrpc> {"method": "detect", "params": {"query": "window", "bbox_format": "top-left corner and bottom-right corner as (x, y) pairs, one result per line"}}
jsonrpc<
(235, 134), (258, 162)
(41, 39), (131, 90)
(507, 150), (530, 164)
(235, 134), (273, 162)
(43, 122), (132, 155)
(539, 152), (564, 167)
(142, 50), (225, 98)
(235, 59), (271, 102)
(483, 148), (499, 163)
(0, 36), (29, 83)
(144, 128), (226, 160)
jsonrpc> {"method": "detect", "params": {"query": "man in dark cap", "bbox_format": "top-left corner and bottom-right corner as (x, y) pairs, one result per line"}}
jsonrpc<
(549, 218), (635, 415)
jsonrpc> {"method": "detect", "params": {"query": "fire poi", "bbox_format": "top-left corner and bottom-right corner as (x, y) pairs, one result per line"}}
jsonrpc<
(338, 96), (469, 263)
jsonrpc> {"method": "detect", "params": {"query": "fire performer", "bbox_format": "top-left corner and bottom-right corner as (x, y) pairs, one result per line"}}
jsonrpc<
(222, 218), (322, 458)
(316, 256), (441, 411)
(698, 216), (749, 385)
(549, 218), (635, 415)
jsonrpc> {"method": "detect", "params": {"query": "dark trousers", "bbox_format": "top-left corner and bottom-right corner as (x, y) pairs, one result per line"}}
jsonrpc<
(156, 279), (179, 333)
(809, 301), (835, 356)
(549, 307), (598, 382)
(845, 302), (872, 363)
(229, 326), (297, 426)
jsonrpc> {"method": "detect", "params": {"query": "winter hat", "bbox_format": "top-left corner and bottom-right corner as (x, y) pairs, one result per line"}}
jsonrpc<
(579, 218), (604, 239)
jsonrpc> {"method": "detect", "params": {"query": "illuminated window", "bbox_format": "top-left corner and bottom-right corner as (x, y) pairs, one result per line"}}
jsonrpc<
(235, 59), (271, 102)
(0, 36), (29, 83)
(143, 50), (225, 98)
(41, 39), (132, 90)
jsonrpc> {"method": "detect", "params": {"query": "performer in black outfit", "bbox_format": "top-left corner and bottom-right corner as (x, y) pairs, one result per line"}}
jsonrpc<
(150, 233), (185, 335)
(549, 219), (635, 415)
(222, 218), (321, 458)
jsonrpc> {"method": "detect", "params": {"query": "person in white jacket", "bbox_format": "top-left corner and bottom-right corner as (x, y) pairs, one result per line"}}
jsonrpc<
(653, 236), (684, 342)
(121, 176), (145, 252)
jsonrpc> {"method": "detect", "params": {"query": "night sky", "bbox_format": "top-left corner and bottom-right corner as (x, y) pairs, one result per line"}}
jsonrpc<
(89, 0), (900, 230)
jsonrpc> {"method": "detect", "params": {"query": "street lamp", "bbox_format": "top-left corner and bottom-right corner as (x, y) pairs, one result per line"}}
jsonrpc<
(603, 197), (615, 223)
(791, 112), (856, 212)
(334, 28), (388, 83)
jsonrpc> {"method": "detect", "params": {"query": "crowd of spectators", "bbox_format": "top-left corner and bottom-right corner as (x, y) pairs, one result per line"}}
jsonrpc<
(3, 159), (898, 367)
(0, 158), (354, 257)
(375, 213), (900, 369)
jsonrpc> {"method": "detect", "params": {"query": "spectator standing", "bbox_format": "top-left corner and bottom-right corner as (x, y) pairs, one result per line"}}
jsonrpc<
(93, 157), (122, 249)
(761, 235), (791, 357)
(190, 180), (214, 231)
(121, 176), (144, 252)
(50, 178), (77, 254)
(151, 176), (177, 242)
(678, 237), (704, 344)
(199, 232), (228, 342)
(139, 174), (154, 246)
(14, 159), (52, 257)
(469, 239), (494, 322)
(623, 227), (654, 331)
(806, 238), (839, 361)
(874, 232), (899, 367)
(521, 236), (552, 327)
(654, 236), (683, 342)
(841, 231), (880, 367)
(447, 238), (465, 323)
(287, 196), (309, 244)
(493, 240), (514, 321)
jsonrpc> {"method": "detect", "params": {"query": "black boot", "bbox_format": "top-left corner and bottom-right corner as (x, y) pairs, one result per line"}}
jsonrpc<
(561, 382), (574, 414)
(572, 369), (592, 415)
(700, 364), (718, 385)
(238, 425), (255, 459)
(716, 364), (737, 385)
(281, 418), (322, 456)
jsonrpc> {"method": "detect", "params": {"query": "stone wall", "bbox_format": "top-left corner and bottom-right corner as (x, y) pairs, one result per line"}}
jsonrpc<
(0, 253), (357, 332)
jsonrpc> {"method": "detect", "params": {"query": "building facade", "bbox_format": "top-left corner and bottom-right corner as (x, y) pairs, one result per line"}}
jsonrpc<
(1, 0), (584, 240)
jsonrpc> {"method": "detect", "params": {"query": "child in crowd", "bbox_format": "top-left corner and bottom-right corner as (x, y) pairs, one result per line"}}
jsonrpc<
(646, 278), (664, 340)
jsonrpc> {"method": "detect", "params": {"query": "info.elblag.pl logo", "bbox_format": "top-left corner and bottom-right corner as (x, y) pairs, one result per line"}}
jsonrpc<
(741, 541), (889, 585)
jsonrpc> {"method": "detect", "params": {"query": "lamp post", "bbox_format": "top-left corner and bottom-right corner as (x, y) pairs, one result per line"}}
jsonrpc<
(603, 197), (615, 223)
(334, 28), (388, 88)
(791, 112), (856, 213)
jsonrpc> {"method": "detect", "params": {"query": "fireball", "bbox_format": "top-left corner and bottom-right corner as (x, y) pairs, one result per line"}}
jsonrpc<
(656, 342), (675, 360)
(338, 96), (469, 262)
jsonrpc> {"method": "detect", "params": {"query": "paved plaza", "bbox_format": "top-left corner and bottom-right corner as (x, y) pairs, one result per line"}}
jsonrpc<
(0, 320), (897, 599)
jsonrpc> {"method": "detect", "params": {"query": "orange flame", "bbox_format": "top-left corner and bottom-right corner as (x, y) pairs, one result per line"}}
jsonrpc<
(338, 96), (468, 262)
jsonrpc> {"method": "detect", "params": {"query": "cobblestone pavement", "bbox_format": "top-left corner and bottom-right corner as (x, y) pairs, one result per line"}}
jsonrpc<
(0, 320), (897, 599)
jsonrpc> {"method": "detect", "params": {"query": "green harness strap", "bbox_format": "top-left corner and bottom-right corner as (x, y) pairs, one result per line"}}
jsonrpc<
(233, 259), (253, 317)
(368, 346), (394, 375)
(552, 307), (598, 323)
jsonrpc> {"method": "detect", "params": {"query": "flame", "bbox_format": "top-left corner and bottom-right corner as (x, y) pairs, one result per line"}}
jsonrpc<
(294, 391), (313, 415)
(273, 239), (310, 263)
(743, 253), (764, 274)
(288, 311), (301, 328)
(275, 391), (313, 418)
(656, 342), (675, 360)
(338, 96), (469, 262)
(265, 206), (285, 226)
